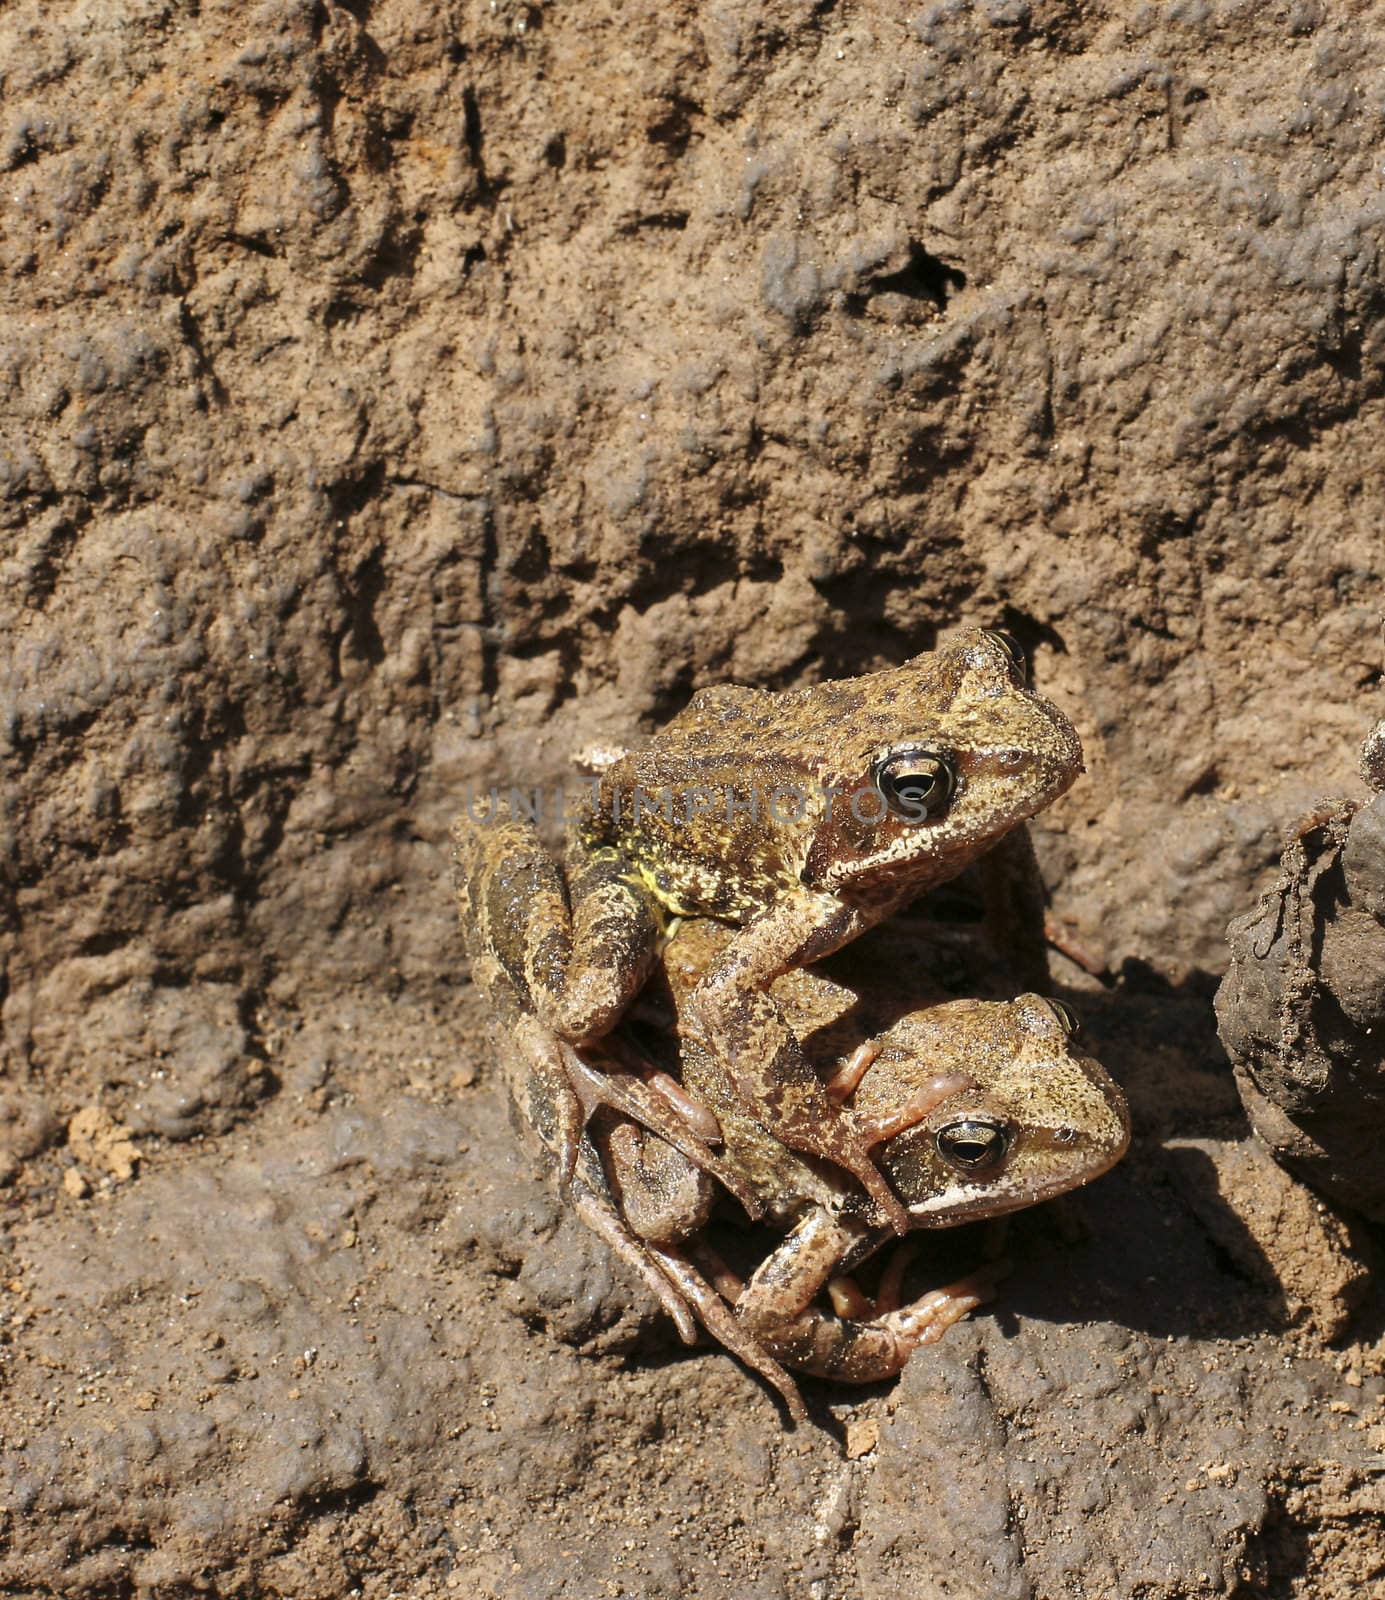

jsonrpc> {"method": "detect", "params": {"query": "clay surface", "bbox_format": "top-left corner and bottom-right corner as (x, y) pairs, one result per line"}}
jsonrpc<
(2, 1), (1384, 1595)
(1217, 790), (1385, 1222)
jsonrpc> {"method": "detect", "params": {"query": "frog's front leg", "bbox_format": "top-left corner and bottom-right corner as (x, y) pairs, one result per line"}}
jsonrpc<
(770, 1264), (1004, 1382)
(453, 808), (664, 1043)
(710, 1210), (1006, 1382)
(683, 895), (912, 1233)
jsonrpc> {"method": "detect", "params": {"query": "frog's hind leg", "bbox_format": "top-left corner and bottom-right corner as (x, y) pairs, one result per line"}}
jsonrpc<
(727, 1210), (1008, 1383)
(572, 1196), (700, 1343)
(452, 808), (664, 1043)
(455, 811), (755, 1204)
(561, 1042), (765, 1221)
(568, 1158), (701, 1346)
(502, 1017), (702, 1344)
(589, 1120), (801, 1407)
(643, 1245), (809, 1425)
(492, 983), (753, 1214)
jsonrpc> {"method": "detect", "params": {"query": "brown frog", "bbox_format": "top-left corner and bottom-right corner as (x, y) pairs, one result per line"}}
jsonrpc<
(454, 629), (1084, 1230)
(486, 917), (1130, 1423)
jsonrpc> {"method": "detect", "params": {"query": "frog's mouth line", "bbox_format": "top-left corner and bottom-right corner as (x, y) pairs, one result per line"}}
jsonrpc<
(903, 1138), (1130, 1225)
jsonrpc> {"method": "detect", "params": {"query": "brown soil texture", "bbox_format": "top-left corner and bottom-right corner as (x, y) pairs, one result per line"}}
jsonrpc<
(2, 2), (1384, 1597)
(1218, 792), (1385, 1225)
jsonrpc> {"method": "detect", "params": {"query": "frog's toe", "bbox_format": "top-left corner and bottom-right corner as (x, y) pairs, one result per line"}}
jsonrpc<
(862, 1164), (914, 1236)
(570, 1179), (700, 1345)
(757, 1260), (1008, 1385)
(887, 1258), (1010, 1354)
(807, 1122), (911, 1235)
(648, 1246), (809, 1425)
(560, 1042), (766, 1222)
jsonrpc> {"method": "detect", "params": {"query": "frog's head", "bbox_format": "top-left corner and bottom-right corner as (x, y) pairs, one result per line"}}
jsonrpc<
(849, 994), (1129, 1226)
(800, 629), (1083, 898)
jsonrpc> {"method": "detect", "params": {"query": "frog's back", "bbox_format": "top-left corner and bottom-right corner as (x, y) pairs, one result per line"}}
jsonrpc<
(677, 1031), (853, 1225)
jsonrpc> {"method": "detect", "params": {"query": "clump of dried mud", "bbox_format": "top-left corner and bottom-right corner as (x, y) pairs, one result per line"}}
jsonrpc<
(2, 3), (1384, 1597)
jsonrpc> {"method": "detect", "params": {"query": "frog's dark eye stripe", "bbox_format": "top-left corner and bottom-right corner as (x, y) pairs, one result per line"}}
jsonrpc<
(982, 628), (1028, 680)
(936, 1118), (1010, 1173)
(1043, 997), (1081, 1036)
(872, 748), (957, 821)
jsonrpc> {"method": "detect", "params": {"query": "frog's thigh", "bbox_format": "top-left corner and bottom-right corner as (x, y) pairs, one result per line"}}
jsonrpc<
(559, 837), (665, 1038)
(452, 811), (661, 1041)
(601, 1122), (715, 1247)
(735, 1210), (867, 1332)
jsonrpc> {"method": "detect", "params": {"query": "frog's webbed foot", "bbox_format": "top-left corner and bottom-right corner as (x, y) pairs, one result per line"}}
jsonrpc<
(491, 970), (760, 1218)
(643, 1245), (809, 1425)
(594, 1032), (723, 1144)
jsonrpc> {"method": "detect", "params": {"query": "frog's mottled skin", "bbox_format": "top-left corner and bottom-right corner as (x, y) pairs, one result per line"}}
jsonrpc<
(485, 915), (1130, 1423)
(587, 918), (1131, 1417)
(454, 629), (1084, 1229)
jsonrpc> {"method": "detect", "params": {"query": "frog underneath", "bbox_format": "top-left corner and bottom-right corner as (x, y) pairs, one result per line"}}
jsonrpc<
(500, 917), (1130, 1422)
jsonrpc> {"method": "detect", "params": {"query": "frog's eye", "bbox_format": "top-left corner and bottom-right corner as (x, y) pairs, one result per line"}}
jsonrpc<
(982, 629), (1028, 680)
(872, 748), (957, 820)
(1043, 997), (1081, 1037)
(936, 1118), (1010, 1174)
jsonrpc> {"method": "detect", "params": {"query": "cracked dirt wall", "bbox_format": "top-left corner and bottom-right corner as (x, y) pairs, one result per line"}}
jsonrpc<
(2, 2), (1384, 1597)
